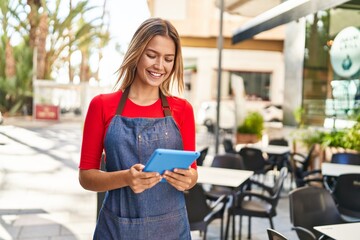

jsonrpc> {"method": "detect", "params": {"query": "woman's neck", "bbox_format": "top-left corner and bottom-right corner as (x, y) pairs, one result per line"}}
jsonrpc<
(128, 84), (160, 106)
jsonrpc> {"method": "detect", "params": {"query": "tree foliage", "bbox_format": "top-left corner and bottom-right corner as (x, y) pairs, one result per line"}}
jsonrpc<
(0, 0), (110, 115)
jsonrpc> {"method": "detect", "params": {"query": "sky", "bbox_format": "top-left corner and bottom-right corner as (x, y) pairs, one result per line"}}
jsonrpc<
(97, 0), (150, 85)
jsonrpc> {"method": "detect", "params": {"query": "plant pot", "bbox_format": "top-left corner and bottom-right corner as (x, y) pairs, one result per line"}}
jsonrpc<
(236, 133), (260, 144)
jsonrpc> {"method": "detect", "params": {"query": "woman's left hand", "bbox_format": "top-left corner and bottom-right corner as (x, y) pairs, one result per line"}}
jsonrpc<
(163, 167), (198, 191)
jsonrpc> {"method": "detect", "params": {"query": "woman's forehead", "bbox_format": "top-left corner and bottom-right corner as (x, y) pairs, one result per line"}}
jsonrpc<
(145, 35), (176, 55)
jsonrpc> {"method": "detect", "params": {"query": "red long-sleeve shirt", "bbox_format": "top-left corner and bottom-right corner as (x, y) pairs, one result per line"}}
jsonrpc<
(79, 90), (197, 170)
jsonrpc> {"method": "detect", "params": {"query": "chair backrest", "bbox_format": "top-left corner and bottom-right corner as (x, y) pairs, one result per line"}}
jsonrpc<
(270, 167), (288, 207)
(267, 228), (288, 240)
(331, 152), (360, 165)
(223, 139), (236, 153)
(184, 184), (211, 223)
(211, 153), (244, 170)
(290, 145), (316, 172)
(299, 145), (316, 171)
(269, 138), (289, 146)
(239, 147), (266, 172)
(196, 147), (209, 166)
(289, 186), (344, 240)
(332, 173), (360, 218)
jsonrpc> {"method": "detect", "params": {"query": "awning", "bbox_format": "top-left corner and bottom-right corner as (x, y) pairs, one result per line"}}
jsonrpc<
(232, 0), (351, 44)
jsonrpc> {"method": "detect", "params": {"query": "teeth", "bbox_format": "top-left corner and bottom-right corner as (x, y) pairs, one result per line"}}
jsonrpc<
(149, 71), (161, 77)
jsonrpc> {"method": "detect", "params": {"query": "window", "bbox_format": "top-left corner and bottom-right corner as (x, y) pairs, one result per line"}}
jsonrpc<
(231, 71), (271, 101)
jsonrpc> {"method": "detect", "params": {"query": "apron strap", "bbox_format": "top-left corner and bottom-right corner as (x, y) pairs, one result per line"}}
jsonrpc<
(160, 91), (172, 117)
(116, 87), (172, 117)
(116, 87), (130, 115)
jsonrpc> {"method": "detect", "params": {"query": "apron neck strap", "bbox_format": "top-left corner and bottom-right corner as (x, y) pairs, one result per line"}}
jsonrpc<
(116, 87), (172, 117)
(160, 90), (172, 117)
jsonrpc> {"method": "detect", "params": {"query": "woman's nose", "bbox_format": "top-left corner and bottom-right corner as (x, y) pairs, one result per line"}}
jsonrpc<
(154, 58), (164, 69)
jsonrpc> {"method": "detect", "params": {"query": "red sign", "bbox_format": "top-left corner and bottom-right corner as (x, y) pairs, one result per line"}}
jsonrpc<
(35, 105), (59, 120)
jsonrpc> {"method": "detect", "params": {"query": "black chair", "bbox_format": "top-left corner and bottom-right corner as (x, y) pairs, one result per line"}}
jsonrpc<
(206, 153), (245, 200)
(184, 183), (228, 240)
(289, 145), (323, 188)
(268, 138), (289, 147)
(196, 147), (209, 166)
(331, 173), (360, 219)
(225, 167), (288, 240)
(289, 186), (346, 240)
(268, 138), (290, 170)
(267, 228), (288, 240)
(324, 152), (360, 191)
(331, 152), (360, 165)
(238, 147), (274, 178)
(223, 139), (237, 154)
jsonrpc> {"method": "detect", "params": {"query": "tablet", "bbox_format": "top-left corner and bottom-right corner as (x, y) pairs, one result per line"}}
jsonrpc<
(143, 149), (200, 182)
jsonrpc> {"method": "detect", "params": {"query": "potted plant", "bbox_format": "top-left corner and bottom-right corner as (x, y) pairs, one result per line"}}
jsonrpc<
(236, 111), (264, 144)
(293, 115), (360, 162)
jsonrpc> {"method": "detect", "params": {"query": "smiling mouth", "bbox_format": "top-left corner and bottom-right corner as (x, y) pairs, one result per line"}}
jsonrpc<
(148, 71), (163, 78)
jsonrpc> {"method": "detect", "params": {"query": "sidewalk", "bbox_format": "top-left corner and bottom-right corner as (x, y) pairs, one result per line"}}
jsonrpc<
(0, 116), (298, 240)
(0, 117), (95, 240)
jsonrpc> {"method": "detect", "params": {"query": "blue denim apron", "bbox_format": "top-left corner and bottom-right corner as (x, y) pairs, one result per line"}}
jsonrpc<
(94, 88), (191, 240)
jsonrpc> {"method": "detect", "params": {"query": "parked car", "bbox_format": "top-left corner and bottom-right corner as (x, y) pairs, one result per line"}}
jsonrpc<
(196, 100), (283, 131)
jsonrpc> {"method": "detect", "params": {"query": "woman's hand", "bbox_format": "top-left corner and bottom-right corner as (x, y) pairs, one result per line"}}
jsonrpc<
(163, 167), (198, 191)
(127, 164), (163, 194)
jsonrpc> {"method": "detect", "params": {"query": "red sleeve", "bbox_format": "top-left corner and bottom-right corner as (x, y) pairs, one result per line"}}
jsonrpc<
(79, 95), (106, 170)
(171, 98), (197, 169)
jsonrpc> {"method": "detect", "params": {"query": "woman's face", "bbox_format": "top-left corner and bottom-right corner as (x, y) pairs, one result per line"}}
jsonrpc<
(135, 35), (176, 88)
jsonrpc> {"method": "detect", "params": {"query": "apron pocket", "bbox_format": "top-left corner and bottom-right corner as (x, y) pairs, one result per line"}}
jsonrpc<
(94, 206), (190, 240)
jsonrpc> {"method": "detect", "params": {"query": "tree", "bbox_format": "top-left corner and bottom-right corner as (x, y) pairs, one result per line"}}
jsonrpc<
(0, 0), (110, 114)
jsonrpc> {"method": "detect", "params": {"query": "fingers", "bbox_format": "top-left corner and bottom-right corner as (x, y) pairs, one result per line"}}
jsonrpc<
(163, 168), (194, 191)
(128, 164), (162, 193)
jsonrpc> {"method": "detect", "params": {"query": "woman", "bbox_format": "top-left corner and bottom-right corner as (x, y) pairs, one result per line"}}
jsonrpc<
(79, 17), (198, 239)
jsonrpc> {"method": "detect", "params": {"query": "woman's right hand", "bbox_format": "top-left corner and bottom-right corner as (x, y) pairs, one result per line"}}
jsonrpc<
(127, 164), (162, 193)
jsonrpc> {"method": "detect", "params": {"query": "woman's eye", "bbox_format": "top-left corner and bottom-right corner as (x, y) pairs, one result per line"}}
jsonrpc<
(165, 58), (174, 63)
(147, 54), (156, 59)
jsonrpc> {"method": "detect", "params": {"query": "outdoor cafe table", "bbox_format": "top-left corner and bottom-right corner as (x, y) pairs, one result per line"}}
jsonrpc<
(314, 222), (360, 240)
(321, 162), (360, 176)
(197, 166), (254, 188)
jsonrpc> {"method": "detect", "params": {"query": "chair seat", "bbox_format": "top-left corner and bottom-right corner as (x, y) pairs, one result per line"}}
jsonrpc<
(241, 200), (274, 215)
(230, 200), (274, 218)
(206, 186), (233, 200)
(225, 168), (288, 239)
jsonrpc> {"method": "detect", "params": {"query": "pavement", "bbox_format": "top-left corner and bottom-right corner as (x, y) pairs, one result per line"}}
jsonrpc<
(0, 116), (299, 240)
(0, 116), (95, 240)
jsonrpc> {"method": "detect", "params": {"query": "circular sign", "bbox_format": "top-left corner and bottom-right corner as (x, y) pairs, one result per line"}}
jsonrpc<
(330, 26), (360, 78)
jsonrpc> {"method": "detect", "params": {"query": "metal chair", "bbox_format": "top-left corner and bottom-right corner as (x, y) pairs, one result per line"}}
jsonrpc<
(225, 167), (288, 240)
(184, 183), (228, 240)
(331, 173), (360, 218)
(289, 186), (346, 240)
(267, 228), (288, 240)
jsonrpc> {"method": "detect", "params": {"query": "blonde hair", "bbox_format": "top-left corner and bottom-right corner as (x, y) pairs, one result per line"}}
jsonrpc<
(113, 18), (184, 95)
